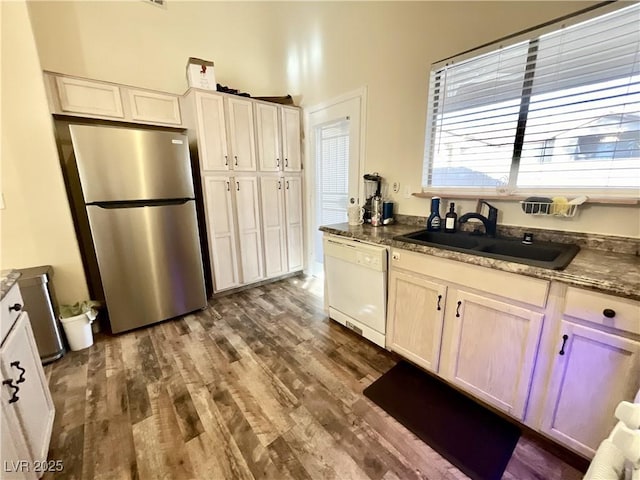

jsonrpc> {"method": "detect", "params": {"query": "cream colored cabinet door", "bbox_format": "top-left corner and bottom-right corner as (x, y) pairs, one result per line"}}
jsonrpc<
(227, 97), (257, 171)
(55, 75), (124, 118)
(282, 107), (301, 172)
(255, 103), (281, 172)
(196, 93), (230, 171)
(260, 176), (287, 278)
(387, 270), (446, 373)
(1, 400), (36, 480)
(540, 321), (640, 458)
(284, 176), (303, 271)
(126, 88), (181, 125)
(444, 290), (543, 420)
(0, 312), (55, 469)
(234, 177), (265, 284)
(202, 175), (240, 291)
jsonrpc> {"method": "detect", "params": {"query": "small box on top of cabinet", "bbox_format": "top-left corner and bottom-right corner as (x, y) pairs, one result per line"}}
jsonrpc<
(186, 57), (216, 91)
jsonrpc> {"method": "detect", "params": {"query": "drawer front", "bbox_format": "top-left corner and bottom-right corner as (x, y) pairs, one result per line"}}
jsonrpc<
(390, 248), (549, 308)
(56, 76), (124, 118)
(564, 287), (640, 335)
(127, 89), (182, 125)
(1, 284), (24, 343)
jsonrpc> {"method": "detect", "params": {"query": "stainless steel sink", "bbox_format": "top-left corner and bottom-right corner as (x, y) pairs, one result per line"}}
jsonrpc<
(394, 229), (580, 270)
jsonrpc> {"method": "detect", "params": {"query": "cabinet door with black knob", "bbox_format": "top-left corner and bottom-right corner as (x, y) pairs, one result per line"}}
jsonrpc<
(1, 311), (55, 466)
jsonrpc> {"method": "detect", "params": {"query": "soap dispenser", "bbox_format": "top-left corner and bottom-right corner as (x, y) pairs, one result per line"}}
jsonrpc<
(427, 197), (442, 231)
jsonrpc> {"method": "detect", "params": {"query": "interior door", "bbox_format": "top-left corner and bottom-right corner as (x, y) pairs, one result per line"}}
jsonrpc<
(306, 91), (365, 276)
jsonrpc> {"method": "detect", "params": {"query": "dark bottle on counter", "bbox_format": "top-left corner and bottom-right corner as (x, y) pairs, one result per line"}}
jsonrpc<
(427, 197), (442, 231)
(444, 202), (457, 233)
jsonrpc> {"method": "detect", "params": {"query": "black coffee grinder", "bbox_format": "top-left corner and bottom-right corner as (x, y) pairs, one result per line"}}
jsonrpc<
(363, 173), (382, 223)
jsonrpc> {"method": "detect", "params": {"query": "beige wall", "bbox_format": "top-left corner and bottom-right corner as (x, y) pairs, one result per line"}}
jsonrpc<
(8, 0), (640, 302)
(1, 1), (88, 303)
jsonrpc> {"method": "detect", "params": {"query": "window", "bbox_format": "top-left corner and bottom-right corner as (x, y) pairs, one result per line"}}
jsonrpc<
(423, 3), (639, 195)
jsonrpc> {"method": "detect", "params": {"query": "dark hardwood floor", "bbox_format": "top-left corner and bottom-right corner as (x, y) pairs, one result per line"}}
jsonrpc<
(43, 276), (584, 480)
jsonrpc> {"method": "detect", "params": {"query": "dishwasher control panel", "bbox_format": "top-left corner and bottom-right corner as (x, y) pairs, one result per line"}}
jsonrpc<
(356, 250), (382, 269)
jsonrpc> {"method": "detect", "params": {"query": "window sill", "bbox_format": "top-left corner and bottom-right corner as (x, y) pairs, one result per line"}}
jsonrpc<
(412, 191), (639, 206)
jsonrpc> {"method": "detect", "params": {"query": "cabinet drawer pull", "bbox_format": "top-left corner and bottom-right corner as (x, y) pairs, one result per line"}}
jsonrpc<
(559, 334), (569, 355)
(286, 180), (290, 190)
(278, 181), (282, 190)
(285, 158), (289, 168)
(603, 308), (616, 318)
(10, 361), (25, 384)
(234, 155), (238, 166)
(226, 181), (230, 191)
(2, 379), (19, 404)
(276, 158), (280, 168)
(437, 295), (442, 311)
(224, 155), (228, 166)
(455, 300), (462, 317)
(236, 181), (240, 191)
(8, 303), (22, 312)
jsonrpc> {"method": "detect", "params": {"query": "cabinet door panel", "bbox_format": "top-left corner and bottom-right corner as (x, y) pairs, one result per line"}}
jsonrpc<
(541, 321), (640, 458)
(387, 271), (446, 373)
(282, 107), (301, 171)
(235, 177), (264, 283)
(127, 89), (181, 125)
(260, 177), (287, 277)
(1, 313), (55, 465)
(1, 401), (37, 480)
(227, 98), (256, 171)
(203, 176), (239, 291)
(446, 291), (543, 419)
(197, 93), (229, 171)
(284, 176), (303, 271)
(55, 76), (124, 118)
(255, 103), (281, 171)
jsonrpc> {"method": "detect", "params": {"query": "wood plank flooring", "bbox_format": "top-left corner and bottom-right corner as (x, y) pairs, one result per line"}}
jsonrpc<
(43, 276), (584, 480)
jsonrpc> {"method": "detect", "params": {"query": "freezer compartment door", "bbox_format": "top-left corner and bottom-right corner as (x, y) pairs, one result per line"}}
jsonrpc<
(86, 202), (206, 333)
(70, 124), (195, 202)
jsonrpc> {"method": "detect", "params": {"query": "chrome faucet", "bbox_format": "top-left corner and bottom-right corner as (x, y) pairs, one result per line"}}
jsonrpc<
(458, 200), (498, 237)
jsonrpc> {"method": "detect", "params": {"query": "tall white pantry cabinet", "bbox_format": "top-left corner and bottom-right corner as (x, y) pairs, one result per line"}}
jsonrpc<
(181, 90), (304, 293)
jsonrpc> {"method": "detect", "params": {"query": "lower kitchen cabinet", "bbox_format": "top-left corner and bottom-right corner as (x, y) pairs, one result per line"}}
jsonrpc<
(540, 320), (640, 458)
(442, 290), (544, 420)
(260, 176), (288, 278)
(1, 309), (55, 479)
(202, 175), (264, 292)
(284, 176), (304, 272)
(387, 270), (446, 373)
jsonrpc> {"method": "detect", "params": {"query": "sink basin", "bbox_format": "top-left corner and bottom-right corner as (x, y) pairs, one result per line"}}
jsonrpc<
(394, 229), (580, 270)
(400, 230), (480, 250)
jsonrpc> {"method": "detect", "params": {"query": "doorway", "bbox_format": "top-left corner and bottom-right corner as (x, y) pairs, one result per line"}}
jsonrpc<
(304, 88), (367, 277)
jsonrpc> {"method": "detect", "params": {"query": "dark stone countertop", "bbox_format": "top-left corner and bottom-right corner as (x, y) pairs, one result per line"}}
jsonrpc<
(0, 270), (21, 302)
(319, 223), (640, 301)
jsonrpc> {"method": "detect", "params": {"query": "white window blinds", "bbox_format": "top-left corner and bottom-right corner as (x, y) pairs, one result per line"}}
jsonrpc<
(315, 119), (350, 226)
(423, 3), (640, 194)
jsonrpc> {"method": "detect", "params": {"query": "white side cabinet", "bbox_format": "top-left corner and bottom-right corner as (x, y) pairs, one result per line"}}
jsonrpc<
(1, 281), (55, 479)
(44, 71), (182, 126)
(540, 288), (640, 458)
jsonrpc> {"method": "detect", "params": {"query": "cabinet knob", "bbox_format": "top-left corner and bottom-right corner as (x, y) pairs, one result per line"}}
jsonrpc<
(603, 308), (616, 318)
(8, 303), (22, 312)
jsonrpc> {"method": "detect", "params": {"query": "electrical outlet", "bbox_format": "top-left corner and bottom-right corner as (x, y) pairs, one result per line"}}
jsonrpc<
(392, 182), (400, 193)
(404, 185), (412, 199)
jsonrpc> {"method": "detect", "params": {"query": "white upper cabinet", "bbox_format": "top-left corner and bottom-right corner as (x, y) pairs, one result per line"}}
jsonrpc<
(195, 92), (230, 171)
(226, 97), (257, 171)
(54, 75), (124, 118)
(282, 107), (302, 171)
(126, 88), (181, 125)
(255, 102), (282, 172)
(45, 72), (182, 126)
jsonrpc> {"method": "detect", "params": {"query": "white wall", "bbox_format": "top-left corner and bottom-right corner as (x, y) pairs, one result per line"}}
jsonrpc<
(0, 0), (88, 303)
(10, 1), (636, 301)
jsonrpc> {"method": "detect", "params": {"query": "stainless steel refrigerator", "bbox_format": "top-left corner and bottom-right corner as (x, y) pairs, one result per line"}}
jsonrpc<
(60, 123), (207, 333)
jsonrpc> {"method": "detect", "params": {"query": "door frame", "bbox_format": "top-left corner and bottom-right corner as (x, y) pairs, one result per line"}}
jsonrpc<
(303, 87), (368, 276)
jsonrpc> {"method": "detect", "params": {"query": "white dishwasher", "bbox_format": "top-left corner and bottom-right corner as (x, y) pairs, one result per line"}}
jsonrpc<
(323, 235), (388, 348)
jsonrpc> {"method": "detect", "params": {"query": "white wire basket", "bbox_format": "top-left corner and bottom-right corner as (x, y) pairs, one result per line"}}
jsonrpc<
(520, 196), (587, 218)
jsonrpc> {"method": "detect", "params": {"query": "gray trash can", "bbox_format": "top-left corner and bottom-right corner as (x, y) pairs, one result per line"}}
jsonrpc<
(17, 266), (66, 364)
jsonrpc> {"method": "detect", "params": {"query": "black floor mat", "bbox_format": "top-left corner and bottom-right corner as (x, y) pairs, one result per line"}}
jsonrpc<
(363, 360), (521, 480)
